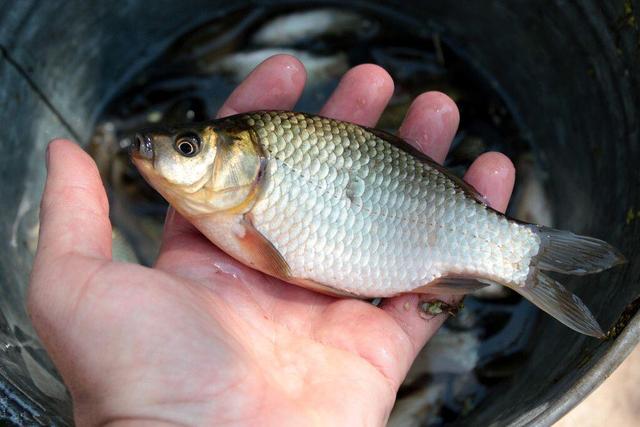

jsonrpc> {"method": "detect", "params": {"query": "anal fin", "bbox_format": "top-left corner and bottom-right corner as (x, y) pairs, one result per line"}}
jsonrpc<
(413, 276), (490, 295)
(295, 277), (362, 298)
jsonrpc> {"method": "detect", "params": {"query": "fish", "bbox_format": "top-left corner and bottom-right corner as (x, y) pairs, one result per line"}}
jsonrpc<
(511, 153), (554, 227)
(407, 327), (479, 376)
(250, 9), (376, 46)
(210, 48), (348, 84)
(388, 381), (446, 427)
(131, 111), (626, 338)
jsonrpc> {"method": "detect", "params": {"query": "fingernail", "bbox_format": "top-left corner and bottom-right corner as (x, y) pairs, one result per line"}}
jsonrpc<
(45, 143), (51, 171)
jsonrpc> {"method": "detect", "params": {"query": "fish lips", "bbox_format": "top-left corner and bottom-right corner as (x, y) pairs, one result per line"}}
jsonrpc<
(131, 133), (154, 161)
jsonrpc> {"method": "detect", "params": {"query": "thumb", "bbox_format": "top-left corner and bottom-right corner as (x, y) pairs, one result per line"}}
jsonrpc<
(29, 139), (112, 331)
(36, 139), (112, 261)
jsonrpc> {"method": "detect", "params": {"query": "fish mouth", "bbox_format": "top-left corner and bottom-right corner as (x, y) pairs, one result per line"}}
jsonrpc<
(131, 133), (154, 161)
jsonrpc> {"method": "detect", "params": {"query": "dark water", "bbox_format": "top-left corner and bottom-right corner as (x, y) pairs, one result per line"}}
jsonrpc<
(89, 7), (542, 426)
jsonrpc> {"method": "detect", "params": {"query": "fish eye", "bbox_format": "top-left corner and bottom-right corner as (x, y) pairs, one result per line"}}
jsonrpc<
(174, 133), (201, 157)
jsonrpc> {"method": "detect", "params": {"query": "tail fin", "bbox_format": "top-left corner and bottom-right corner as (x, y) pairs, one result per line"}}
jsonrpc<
(509, 271), (605, 338)
(532, 226), (626, 275)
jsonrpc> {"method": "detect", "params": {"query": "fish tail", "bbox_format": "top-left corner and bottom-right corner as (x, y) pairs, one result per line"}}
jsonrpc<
(507, 271), (605, 338)
(530, 225), (626, 275)
(501, 225), (626, 338)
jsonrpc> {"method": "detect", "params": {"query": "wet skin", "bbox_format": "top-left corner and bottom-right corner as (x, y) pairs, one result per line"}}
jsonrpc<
(28, 55), (514, 426)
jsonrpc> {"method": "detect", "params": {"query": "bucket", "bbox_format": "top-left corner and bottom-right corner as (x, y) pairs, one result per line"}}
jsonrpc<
(0, 0), (638, 425)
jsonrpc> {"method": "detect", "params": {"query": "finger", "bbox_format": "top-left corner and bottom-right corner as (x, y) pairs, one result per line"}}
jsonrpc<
(381, 151), (515, 369)
(216, 54), (306, 118)
(319, 64), (394, 126)
(29, 139), (112, 336)
(398, 91), (460, 164)
(160, 55), (306, 263)
(36, 139), (112, 262)
(462, 152), (515, 213)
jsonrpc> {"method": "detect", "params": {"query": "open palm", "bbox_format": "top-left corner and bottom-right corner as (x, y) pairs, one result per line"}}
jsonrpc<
(28, 55), (515, 426)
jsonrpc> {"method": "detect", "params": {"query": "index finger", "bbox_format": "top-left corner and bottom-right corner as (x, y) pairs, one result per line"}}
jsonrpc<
(29, 139), (113, 336)
(216, 54), (306, 118)
(36, 139), (112, 262)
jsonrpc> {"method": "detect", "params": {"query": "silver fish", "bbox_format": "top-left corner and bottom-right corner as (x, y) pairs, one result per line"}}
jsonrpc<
(210, 48), (348, 84)
(251, 9), (375, 46)
(131, 111), (625, 337)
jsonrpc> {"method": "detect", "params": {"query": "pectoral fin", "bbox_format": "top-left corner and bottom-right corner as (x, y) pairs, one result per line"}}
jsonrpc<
(413, 276), (490, 295)
(236, 214), (291, 280)
(233, 216), (359, 298)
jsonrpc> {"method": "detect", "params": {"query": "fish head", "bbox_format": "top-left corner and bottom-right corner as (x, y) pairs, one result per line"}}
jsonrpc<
(131, 122), (264, 217)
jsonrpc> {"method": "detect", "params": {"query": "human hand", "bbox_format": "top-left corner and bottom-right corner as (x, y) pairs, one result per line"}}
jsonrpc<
(28, 55), (515, 426)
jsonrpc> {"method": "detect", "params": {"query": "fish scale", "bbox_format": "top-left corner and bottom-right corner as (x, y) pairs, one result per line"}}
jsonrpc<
(246, 112), (539, 296)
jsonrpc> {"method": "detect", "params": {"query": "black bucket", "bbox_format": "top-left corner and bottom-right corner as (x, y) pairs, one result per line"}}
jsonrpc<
(0, 1), (638, 425)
